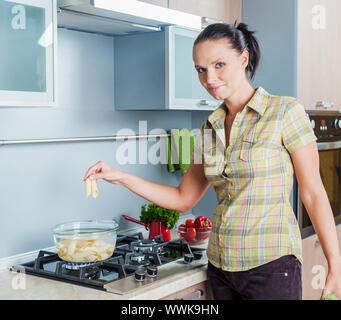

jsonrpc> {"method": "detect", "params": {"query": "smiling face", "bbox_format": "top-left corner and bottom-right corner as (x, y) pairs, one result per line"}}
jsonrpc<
(193, 38), (250, 101)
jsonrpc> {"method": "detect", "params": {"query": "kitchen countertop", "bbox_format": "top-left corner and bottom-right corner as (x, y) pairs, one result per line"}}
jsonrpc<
(0, 232), (209, 300)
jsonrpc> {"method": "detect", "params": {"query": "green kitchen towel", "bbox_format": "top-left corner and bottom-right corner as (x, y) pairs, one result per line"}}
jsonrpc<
(167, 129), (194, 175)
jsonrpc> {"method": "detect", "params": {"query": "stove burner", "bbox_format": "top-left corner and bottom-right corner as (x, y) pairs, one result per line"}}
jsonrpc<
(131, 239), (157, 253)
(64, 265), (101, 280)
(65, 261), (97, 270)
(131, 253), (146, 263)
(126, 252), (151, 268)
(130, 239), (166, 257)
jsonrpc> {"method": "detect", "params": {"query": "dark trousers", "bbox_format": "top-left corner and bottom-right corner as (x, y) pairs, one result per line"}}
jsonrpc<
(207, 255), (302, 300)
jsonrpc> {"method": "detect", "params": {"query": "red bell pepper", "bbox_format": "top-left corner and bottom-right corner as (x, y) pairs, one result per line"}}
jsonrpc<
(195, 216), (212, 241)
(195, 216), (212, 229)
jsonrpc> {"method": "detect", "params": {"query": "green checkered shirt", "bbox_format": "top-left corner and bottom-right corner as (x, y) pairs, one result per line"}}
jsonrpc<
(192, 87), (317, 271)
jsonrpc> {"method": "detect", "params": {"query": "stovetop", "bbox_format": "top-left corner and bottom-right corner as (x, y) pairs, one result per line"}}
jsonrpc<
(10, 232), (203, 292)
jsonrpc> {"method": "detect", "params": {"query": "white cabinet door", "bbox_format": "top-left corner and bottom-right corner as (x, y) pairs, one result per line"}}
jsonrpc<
(0, 0), (57, 107)
(169, 0), (242, 24)
(298, 0), (341, 110)
(166, 26), (222, 110)
(114, 26), (222, 111)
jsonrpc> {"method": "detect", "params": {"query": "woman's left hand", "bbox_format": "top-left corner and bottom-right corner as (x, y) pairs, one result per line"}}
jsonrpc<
(321, 267), (341, 300)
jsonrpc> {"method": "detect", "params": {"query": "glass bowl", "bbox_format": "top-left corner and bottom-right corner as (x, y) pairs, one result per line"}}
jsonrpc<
(52, 220), (119, 263)
(176, 225), (211, 244)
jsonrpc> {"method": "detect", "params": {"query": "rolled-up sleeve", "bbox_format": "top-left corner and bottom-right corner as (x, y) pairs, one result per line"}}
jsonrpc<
(282, 100), (317, 153)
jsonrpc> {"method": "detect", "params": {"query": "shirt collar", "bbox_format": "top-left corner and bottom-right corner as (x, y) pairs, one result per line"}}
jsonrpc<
(207, 86), (269, 127)
(246, 86), (268, 116)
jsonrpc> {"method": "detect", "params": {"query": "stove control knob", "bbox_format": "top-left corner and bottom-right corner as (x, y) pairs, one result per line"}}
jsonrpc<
(134, 269), (146, 282)
(146, 266), (158, 278)
(311, 119), (315, 129)
(184, 253), (194, 264)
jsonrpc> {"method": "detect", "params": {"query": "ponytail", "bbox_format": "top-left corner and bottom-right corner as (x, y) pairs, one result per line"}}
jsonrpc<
(234, 21), (261, 80)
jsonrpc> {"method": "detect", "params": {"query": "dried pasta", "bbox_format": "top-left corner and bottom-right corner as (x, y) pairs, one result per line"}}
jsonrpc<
(85, 178), (98, 198)
(91, 179), (98, 198)
(85, 179), (91, 198)
(56, 238), (115, 262)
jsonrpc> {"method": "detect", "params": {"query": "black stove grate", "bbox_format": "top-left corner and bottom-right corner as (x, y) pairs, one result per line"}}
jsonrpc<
(10, 232), (195, 291)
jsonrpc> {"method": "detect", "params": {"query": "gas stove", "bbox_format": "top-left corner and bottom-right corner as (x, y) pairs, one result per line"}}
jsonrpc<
(10, 232), (204, 293)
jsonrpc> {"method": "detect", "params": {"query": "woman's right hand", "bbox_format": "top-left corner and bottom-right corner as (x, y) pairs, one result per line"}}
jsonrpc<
(83, 161), (125, 185)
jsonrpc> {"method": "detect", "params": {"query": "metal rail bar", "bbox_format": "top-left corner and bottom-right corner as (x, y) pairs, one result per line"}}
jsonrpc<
(0, 134), (170, 146)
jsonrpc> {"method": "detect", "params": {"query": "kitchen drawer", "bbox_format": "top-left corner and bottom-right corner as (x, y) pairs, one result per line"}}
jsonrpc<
(160, 280), (214, 300)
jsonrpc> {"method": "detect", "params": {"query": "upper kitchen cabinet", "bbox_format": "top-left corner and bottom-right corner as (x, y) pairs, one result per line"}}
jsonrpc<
(114, 25), (221, 111)
(0, 0), (57, 107)
(57, 0), (201, 36)
(297, 0), (341, 109)
(138, 0), (242, 24)
(242, 0), (341, 109)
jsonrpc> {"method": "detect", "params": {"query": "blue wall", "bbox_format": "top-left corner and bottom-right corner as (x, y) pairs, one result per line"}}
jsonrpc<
(242, 0), (297, 97)
(0, 28), (206, 258)
(242, 0), (298, 213)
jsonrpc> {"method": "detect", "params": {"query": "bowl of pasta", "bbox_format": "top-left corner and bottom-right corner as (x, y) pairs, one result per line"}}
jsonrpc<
(53, 220), (119, 263)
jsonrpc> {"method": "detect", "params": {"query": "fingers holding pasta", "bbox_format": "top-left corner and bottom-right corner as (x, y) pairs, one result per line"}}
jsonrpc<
(83, 161), (125, 185)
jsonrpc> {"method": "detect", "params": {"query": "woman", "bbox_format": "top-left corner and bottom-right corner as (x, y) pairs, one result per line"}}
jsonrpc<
(84, 22), (341, 300)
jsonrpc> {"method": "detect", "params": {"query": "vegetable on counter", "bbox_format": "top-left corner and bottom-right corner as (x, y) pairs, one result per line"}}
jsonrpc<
(184, 227), (196, 242)
(177, 217), (212, 243)
(140, 203), (180, 230)
(195, 216), (212, 229)
(185, 219), (195, 228)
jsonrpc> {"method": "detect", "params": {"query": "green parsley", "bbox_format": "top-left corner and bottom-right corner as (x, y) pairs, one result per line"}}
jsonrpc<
(140, 203), (180, 230)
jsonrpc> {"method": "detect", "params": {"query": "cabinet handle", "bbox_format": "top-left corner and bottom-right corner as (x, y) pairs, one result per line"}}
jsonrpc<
(180, 289), (203, 300)
(200, 100), (209, 106)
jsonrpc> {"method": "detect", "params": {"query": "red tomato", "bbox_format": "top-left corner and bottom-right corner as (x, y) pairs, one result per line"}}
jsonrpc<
(185, 219), (195, 228)
(178, 224), (187, 237)
(184, 227), (196, 242)
(178, 224), (187, 231)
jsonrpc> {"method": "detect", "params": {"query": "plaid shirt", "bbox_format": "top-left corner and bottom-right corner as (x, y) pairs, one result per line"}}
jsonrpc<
(192, 87), (317, 271)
